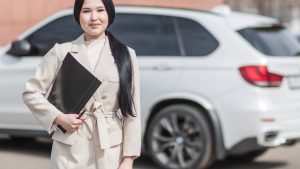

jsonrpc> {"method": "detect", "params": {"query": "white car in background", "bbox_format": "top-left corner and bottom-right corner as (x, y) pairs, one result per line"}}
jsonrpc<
(1, 5), (300, 169)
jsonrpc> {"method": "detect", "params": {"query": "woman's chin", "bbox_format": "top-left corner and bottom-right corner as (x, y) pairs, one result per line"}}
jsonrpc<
(86, 31), (105, 38)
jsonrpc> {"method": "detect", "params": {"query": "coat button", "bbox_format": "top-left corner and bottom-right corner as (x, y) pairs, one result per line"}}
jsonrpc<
(101, 94), (108, 100)
(87, 135), (93, 140)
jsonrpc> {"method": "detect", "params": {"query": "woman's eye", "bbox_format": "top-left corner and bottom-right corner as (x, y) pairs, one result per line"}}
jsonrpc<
(82, 10), (90, 13)
(97, 9), (104, 12)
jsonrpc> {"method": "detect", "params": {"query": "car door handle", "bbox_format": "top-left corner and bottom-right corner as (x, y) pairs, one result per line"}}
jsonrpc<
(152, 64), (172, 71)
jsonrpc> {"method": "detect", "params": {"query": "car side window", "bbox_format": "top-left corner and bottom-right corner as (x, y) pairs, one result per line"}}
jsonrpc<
(109, 13), (181, 56)
(175, 17), (219, 56)
(25, 15), (83, 56)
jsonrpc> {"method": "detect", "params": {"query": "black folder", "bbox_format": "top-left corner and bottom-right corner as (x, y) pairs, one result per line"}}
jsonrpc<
(47, 52), (101, 133)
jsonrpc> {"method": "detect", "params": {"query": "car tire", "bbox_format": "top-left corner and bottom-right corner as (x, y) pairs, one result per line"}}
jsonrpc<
(146, 104), (214, 169)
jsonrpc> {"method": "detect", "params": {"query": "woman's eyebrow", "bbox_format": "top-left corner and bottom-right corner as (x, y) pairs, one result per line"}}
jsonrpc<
(82, 6), (105, 10)
(82, 7), (91, 10)
(96, 6), (105, 9)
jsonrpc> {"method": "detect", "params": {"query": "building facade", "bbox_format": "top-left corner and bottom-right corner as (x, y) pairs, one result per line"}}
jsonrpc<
(0, 0), (223, 45)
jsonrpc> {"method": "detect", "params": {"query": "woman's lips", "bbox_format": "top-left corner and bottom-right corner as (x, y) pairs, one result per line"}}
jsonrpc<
(89, 23), (101, 28)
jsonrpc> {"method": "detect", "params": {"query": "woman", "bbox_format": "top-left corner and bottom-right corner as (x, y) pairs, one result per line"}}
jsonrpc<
(22, 0), (141, 168)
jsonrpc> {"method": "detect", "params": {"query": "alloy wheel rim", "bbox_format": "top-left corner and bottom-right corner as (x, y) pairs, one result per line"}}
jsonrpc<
(151, 113), (206, 168)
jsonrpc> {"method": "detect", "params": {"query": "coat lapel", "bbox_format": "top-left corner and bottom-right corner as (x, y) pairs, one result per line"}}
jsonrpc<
(68, 34), (116, 111)
(91, 36), (117, 102)
(69, 34), (93, 73)
(93, 36), (115, 81)
(69, 34), (115, 82)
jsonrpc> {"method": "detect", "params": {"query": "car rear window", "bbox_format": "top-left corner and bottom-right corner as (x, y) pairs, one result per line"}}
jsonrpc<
(238, 25), (300, 57)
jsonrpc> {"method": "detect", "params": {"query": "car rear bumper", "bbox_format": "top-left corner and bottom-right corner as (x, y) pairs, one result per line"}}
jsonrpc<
(257, 102), (300, 147)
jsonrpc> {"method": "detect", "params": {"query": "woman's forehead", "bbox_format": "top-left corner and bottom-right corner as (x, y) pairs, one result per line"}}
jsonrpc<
(82, 0), (105, 8)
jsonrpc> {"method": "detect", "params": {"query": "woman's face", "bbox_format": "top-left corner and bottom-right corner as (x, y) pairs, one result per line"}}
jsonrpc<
(80, 0), (109, 40)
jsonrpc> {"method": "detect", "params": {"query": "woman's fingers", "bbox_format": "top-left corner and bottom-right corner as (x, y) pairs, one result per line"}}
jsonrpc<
(79, 113), (88, 120)
(68, 114), (83, 125)
(61, 113), (89, 133)
(71, 124), (79, 129)
(62, 114), (83, 133)
(72, 119), (83, 125)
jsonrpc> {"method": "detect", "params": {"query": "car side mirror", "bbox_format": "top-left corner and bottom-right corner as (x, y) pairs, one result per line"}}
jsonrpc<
(7, 40), (31, 56)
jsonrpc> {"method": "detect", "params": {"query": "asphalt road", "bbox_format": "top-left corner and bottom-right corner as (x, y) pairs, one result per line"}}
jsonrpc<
(0, 136), (299, 169)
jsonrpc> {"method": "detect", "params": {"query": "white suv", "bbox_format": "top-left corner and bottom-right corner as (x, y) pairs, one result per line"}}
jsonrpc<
(1, 6), (300, 169)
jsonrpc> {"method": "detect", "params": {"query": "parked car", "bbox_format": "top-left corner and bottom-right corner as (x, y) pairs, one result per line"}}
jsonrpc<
(1, 5), (300, 169)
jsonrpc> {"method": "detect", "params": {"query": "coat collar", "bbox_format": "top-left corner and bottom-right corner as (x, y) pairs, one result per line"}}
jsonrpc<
(69, 34), (113, 80)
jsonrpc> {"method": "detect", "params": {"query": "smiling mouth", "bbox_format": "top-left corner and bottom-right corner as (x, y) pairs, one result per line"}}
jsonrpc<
(89, 24), (101, 27)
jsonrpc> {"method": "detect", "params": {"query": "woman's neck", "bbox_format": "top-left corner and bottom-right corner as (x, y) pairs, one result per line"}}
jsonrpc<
(84, 32), (106, 41)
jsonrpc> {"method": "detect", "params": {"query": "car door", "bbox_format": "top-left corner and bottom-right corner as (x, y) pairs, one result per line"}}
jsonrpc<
(0, 15), (82, 130)
(109, 13), (185, 122)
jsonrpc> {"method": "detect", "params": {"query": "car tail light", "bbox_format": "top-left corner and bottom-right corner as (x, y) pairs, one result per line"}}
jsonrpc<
(239, 66), (283, 87)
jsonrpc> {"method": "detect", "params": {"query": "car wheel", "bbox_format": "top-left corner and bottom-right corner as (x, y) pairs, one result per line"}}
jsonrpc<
(146, 104), (214, 169)
(226, 149), (268, 162)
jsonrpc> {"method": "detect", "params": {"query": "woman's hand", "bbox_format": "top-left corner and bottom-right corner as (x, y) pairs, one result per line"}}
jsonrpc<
(54, 113), (86, 133)
(118, 157), (135, 169)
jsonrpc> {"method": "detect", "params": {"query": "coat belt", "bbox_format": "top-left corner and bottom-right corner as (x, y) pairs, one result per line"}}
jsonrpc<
(85, 101), (116, 150)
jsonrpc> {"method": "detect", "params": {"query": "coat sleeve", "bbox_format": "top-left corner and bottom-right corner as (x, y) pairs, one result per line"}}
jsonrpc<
(122, 48), (142, 158)
(22, 43), (62, 134)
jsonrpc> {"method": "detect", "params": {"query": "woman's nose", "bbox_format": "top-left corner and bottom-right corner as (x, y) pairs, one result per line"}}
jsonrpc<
(90, 12), (97, 21)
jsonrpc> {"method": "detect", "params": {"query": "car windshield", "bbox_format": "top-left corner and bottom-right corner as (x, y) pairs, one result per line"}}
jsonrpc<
(238, 25), (300, 57)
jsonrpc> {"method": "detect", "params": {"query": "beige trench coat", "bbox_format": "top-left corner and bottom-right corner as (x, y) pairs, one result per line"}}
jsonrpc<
(22, 34), (141, 169)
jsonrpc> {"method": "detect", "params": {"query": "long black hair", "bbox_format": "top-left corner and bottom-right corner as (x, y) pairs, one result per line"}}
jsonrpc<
(74, 0), (136, 117)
